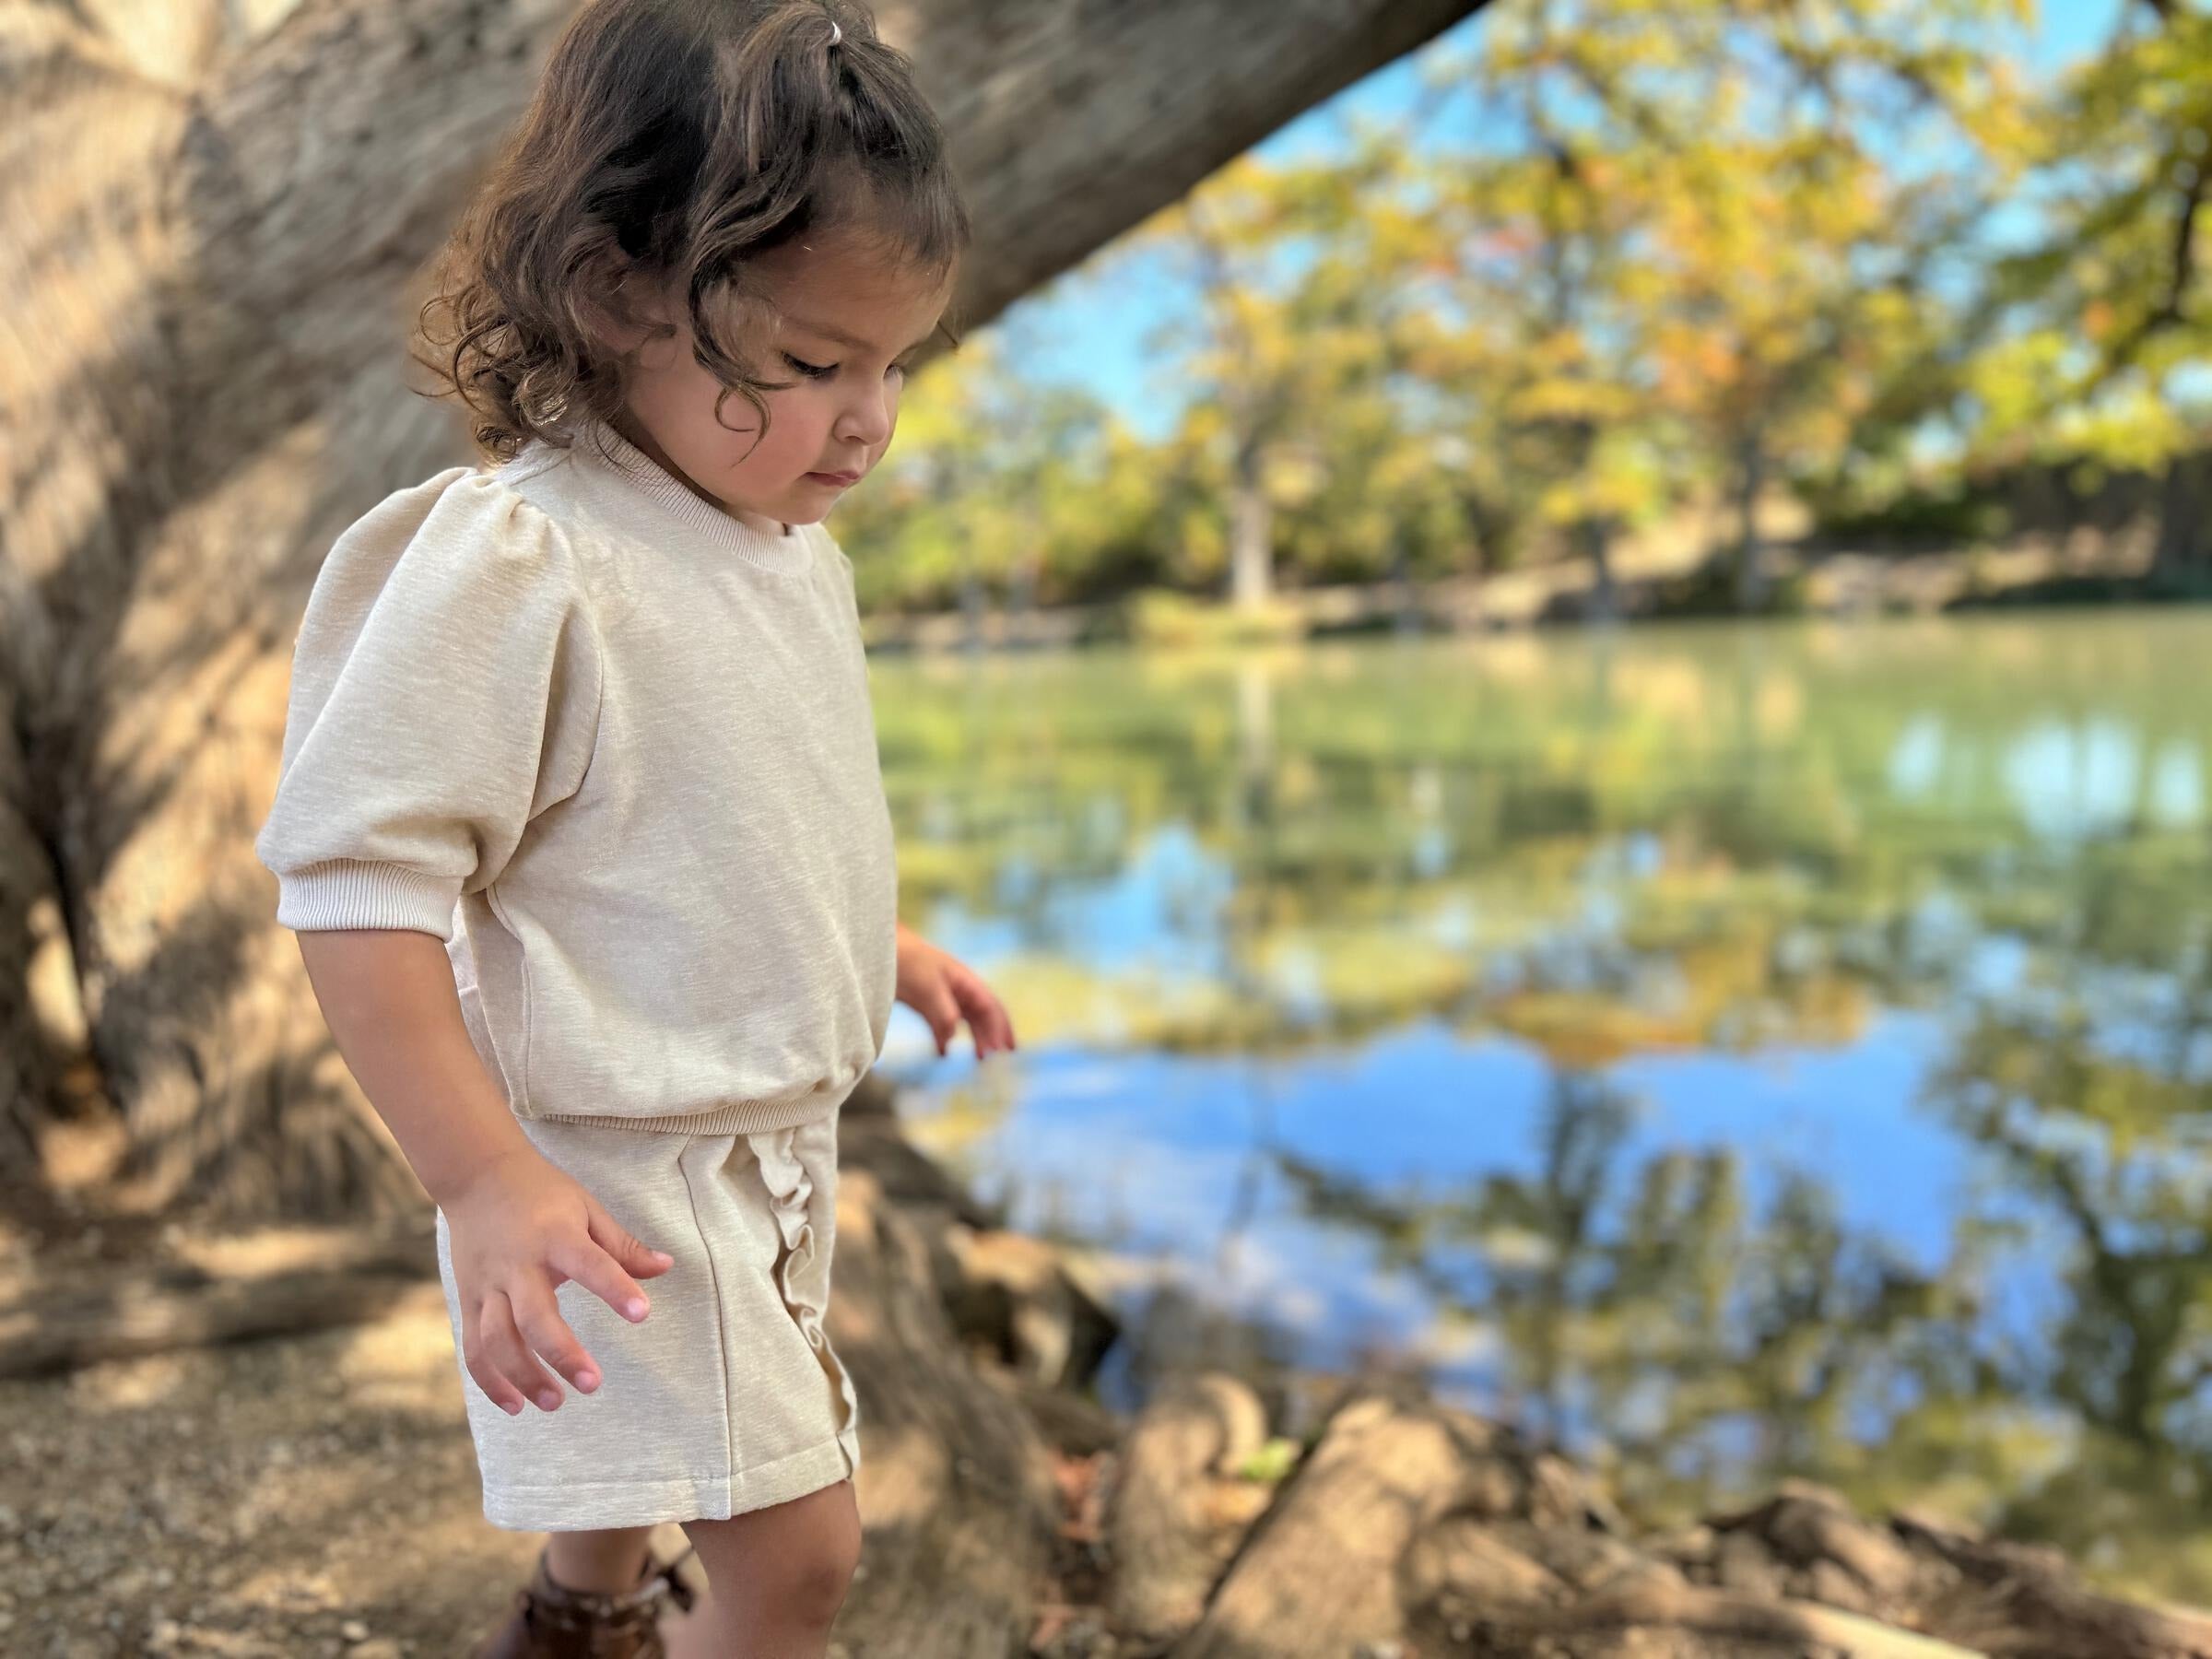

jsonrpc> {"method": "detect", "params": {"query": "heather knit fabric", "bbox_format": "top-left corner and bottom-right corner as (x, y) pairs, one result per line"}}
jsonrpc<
(254, 423), (897, 1135)
(431, 1110), (862, 1529)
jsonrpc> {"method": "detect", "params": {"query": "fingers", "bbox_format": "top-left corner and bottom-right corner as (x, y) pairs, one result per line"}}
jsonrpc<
(461, 1288), (566, 1418)
(947, 965), (1017, 1057)
(976, 988), (1017, 1054)
(505, 1269), (603, 1406)
(446, 1160), (684, 1418)
(461, 1227), (672, 1418)
(919, 985), (960, 1055)
(552, 1207), (672, 1332)
(594, 1205), (677, 1288)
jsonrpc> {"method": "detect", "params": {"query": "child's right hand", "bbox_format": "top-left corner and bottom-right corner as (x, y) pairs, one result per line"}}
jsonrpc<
(440, 1147), (677, 1416)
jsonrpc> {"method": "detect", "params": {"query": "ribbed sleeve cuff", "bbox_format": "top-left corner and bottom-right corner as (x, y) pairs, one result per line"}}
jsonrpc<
(275, 860), (462, 939)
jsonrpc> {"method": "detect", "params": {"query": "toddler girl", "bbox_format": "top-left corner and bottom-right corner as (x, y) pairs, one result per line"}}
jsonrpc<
(253, 3), (1015, 1653)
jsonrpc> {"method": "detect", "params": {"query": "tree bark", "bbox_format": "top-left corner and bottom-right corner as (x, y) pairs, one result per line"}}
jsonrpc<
(1229, 444), (1275, 611)
(2153, 449), (2212, 578)
(0, 0), (1488, 1223)
(0, 1215), (441, 1380)
(1735, 431), (1769, 611)
(1580, 513), (1617, 621)
(1107, 1372), (1273, 1643)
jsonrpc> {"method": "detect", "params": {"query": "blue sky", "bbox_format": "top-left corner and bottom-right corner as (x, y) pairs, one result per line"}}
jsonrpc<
(995, 0), (2126, 441)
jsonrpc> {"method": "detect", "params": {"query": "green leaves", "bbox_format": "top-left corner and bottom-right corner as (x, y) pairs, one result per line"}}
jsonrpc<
(837, 0), (2207, 613)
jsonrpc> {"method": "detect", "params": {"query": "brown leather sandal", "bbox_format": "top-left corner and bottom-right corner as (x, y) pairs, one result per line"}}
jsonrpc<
(467, 1542), (699, 1658)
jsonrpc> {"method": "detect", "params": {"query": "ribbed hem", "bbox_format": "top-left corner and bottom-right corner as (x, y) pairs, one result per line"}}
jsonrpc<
(275, 859), (458, 938)
(577, 424), (818, 576)
(527, 1077), (859, 1137)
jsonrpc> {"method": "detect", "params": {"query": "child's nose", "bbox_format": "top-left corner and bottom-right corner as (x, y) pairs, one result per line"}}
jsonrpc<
(837, 385), (894, 447)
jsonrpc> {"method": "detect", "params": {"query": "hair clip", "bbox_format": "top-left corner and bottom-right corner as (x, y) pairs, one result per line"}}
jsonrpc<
(828, 19), (842, 46)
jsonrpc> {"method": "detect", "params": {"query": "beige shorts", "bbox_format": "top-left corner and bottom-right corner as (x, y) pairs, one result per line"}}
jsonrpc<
(432, 1107), (861, 1532)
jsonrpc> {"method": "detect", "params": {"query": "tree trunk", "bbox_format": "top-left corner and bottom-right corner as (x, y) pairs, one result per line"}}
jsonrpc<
(1735, 432), (1769, 612)
(1107, 1373), (1274, 1643)
(2153, 448), (2212, 579)
(1581, 514), (1617, 622)
(1391, 535), (1423, 634)
(0, 0), (1488, 1224)
(1229, 443), (1274, 611)
(959, 567), (988, 653)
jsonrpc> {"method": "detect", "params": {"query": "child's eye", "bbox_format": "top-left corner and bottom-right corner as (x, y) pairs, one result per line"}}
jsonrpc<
(782, 353), (834, 379)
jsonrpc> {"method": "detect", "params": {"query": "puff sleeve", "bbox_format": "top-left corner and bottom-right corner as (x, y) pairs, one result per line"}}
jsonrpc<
(253, 467), (604, 940)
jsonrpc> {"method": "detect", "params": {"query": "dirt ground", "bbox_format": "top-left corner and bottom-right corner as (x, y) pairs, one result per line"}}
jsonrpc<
(0, 1282), (735, 1658)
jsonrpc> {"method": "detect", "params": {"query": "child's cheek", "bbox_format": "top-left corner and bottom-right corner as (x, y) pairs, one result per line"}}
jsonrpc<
(764, 385), (815, 458)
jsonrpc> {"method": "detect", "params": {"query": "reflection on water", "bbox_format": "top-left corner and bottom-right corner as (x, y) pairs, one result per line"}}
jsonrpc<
(868, 610), (2212, 1603)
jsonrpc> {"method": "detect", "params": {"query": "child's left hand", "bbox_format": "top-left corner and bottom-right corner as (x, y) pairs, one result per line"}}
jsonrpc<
(894, 923), (1018, 1059)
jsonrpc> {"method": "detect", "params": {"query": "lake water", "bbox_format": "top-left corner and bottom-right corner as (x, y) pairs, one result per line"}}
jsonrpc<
(865, 608), (2212, 1602)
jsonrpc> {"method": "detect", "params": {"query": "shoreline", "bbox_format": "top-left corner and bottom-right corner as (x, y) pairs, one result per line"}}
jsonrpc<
(857, 526), (2174, 653)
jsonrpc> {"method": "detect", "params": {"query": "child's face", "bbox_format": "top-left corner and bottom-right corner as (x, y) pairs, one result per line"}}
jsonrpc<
(617, 234), (954, 535)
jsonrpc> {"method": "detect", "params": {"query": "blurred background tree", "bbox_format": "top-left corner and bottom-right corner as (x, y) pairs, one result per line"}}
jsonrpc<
(842, 0), (2207, 618)
(1966, 0), (2212, 574)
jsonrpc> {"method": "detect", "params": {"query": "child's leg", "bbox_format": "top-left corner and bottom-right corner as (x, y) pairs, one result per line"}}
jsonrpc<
(544, 1524), (658, 1594)
(672, 1480), (861, 1659)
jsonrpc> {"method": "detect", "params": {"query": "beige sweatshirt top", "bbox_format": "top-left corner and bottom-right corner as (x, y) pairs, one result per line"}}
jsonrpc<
(254, 425), (898, 1136)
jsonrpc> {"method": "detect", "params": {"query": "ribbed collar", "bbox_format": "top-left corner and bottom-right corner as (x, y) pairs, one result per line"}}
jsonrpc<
(567, 423), (818, 577)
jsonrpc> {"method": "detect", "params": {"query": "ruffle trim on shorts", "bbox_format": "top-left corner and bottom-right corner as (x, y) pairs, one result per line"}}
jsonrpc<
(752, 1125), (863, 1483)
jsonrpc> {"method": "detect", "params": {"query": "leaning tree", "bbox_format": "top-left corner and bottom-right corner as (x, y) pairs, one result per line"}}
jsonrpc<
(0, 0), (1486, 1228)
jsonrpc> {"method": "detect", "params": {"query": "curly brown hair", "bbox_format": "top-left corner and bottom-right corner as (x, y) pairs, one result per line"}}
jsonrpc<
(414, 0), (971, 465)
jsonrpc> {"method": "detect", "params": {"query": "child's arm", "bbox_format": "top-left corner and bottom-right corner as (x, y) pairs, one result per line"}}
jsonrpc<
(294, 924), (674, 1417)
(293, 927), (535, 1206)
(256, 475), (653, 1417)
